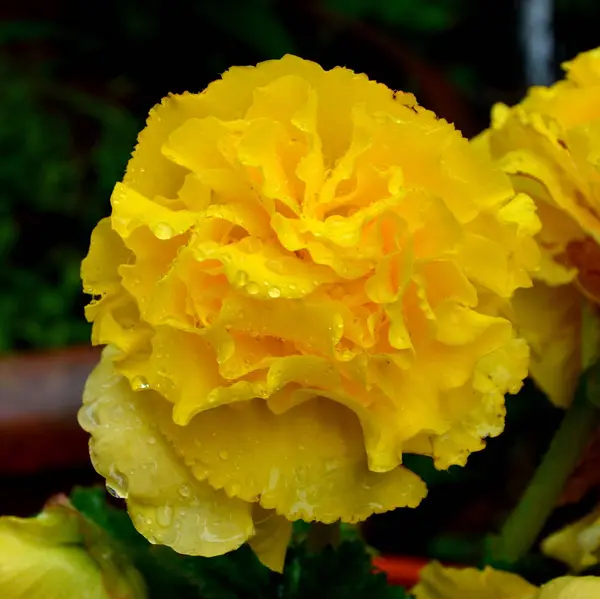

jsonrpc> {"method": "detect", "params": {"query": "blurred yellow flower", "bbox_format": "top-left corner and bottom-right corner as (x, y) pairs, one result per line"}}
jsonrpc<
(542, 507), (600, 572)
(412, 562), (537, 599)
(80, 55), (538, 568)
(0, 496), (146, 599)
(413, 562), (600, 599)
(474, 48), (600, 407)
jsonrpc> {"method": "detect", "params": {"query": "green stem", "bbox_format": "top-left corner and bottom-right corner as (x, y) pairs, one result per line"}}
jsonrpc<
(489, 369), (600, 564)
(307, 522), (341, 553)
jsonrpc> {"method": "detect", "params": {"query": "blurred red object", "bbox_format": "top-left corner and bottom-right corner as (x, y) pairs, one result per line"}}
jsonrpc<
(373, 554), (429, 588)
(0, 345), (100, 474)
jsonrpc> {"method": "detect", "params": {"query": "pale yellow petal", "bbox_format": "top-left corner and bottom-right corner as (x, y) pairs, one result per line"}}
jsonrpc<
(79, 348), (255, 557)
(413, 562), (537, 599)
(536, 576), (600, 599)
(542, 509), (600, 572)
(248, 505), (292, 573)
(510, 282), (582, 408)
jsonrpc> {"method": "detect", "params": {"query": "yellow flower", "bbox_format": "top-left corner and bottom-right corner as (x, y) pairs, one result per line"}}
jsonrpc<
(542, 506), (600, 572)
(473, 48), (600, 407)
(0, 496), (146, 599)
(413, 562), (600, 599)
(80, 55), (538, 568)
(412, 562), (537, 599)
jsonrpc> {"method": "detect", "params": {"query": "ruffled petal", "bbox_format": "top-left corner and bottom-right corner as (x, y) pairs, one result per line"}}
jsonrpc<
(158, 396), (427, 523)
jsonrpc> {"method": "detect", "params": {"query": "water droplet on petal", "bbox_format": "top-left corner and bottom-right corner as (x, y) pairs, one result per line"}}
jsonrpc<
(77, 405), (99, 430)
(219, 450), (229, 460)
(266, 259), (286, 274)
(179, 485), (191, 498)
(156, 504), (174, 528)
(235, 270), (249, 286)
(106, 467), (129, 499)
(154, 222), (174, 240)
(147, 436), (157, 445)
(268, 287), (281, 298)
(131, 376), (150, 391)
(244, 282), (260, 295)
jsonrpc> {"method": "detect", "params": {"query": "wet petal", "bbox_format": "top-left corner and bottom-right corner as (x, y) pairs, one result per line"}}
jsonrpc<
(79, 349), (254, 557)
(159, 396), (426, 523)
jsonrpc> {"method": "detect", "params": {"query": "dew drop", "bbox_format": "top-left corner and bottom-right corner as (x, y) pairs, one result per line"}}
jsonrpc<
(147, 436), (157, 445)
(244, 282), (260, 295)
(131, 376), (150, 391)
(268, 287), (281, 298)
(156, 504), (174, 528)
(219, 450), (229, 460)
(77, 405), (99, 430)
(106, 485), (120, 498)
(154, 222), (174, 240)
(179, 484), (191, 498)
(235, 270), (249, 287)
(265, 259), (286, 275)
(106, 467), (129, 499)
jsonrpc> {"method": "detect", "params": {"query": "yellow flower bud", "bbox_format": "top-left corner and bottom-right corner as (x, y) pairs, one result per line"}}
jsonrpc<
(0, 497), (146, 599)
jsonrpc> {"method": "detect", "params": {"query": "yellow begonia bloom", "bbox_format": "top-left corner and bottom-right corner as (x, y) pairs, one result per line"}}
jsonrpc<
(0, 497), (146, 599)
(80, 55), (539, 568)
(473, 48), (600, 407)
(412, 562), (537, 599)
(542, 507), (600, 572)
(413, 562), (600, 599)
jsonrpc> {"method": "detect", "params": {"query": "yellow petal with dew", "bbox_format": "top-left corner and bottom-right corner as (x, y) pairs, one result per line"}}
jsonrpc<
(159, 396), (427, 523)
(79, 348), (255, 558)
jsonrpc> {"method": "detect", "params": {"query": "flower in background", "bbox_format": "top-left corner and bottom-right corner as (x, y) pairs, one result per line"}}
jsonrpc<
(80, 55), (538, 569)
(473, 48), (600, 408)
(413, 562), (600, 599)
(0, 496), (146, 599)
(542, 506), (600, 572)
